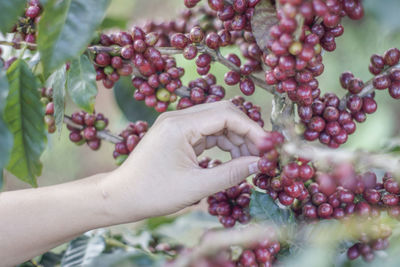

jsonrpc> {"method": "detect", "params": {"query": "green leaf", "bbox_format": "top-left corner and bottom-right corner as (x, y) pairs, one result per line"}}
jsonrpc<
(145, 216), (178, 231)
(114, 77), (158, 125)
(250, 190), (296, 226)
(67, 54), (97, 113)
(0, 61), (13, 188)
(37, 0), (110, 76)
(61, 235), (106, 267)
(4, 59), (46, 187)
(0, 172), (3, 190)
(100, 17), (128, 30)
(46, 66), (66, 132)
(39, 252), (64, 267)
(0, 0), (26, 34)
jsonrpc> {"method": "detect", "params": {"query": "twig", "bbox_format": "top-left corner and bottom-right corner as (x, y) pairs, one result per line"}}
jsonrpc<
(105, 237), (130, 250)
(63, 115), (123, 144)
(87, 45), (121, 54)
(175, 86), (191, 97)
(0, 40), (37, 49)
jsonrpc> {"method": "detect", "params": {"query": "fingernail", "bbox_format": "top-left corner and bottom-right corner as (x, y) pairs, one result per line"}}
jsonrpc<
(248, 161), (259, 175)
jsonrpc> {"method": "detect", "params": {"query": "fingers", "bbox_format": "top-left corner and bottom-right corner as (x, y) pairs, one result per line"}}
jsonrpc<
(193, 156), (260, 195)
(193, 135), (255, 158)
(179, 101), (268, 149)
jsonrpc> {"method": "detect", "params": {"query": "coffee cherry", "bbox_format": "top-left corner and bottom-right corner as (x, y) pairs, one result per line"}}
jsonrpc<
(224, 71), (241, 85)
(95, 53), (111, 66)
(370, 54), (385, 69)
(348, 78), (364, 94)
(347, 244), (360, 260)
(196, 53), (212, 68)
(318, 203), (333, 218)
(279, 192), (294, 206)
(373, 74), (391, 90)
(83, 126), (97, 141)
(171, 33), (189, 49)
(205, 32), (221, 50)
(183, 45), (198, 60)
(340, 71), (354, 89)
(347, 95), (363, 112)
(384, 48), (400, 66)
(240, 78), (255, 96)
(26, 5), (40, 18)
(121, 45), (134, 59)
(189, 26), (204, 43)
(389, 81), (400, 99)
(362, 97), (377, 114)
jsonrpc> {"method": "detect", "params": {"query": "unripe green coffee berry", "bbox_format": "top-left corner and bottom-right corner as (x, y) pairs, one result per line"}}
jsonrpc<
(289, 41), (302, 56)
(95, 120), (107, 131)
(156, 88), (171, 102)
(40, 97), (49, 105)
(115, 154), (129, 165)
(104, 66), (114, 75)
(75, 138), (86, 146)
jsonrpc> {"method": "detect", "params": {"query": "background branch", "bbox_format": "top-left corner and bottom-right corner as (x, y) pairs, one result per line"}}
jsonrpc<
(283, 141), (400, 175)
(63, 115), (123, 144)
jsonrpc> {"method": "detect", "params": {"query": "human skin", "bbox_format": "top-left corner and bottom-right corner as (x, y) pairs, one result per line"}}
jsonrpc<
(0, 101), (267, 266)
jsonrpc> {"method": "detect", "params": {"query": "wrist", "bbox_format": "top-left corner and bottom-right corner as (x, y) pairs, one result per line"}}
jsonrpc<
(98, 168), (146, 225)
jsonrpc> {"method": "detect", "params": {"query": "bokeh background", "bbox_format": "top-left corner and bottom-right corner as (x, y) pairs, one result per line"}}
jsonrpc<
(3, 0), (400, 226)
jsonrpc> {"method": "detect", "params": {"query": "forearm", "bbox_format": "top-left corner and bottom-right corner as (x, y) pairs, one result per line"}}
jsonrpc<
(0, 172), (116, 266)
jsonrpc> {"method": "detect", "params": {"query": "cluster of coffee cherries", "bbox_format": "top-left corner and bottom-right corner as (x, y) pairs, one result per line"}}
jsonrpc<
(182, 0), (266, 71)
(254, 158), (400, 262)
(66, 111), (109, 151)
(256, 131), (285, 177)
(169, 21), (261, 96)
(262, 0), (366, 147)
(183, 236), (281, 267)
(170, 26), (230, 74)
(301, 47), (400, 148)
(94, 26), (184, 112)
(264, 0), (364, 95)
(142, 5), (222, 47)
(40, 88), (56, 133)
(177, 74), (226, 109)
(11, 0), (42, 47)
(301, 92), (360, 148)
(236, 238), (281, 267)
(347, 232), (391, 262)
(231, 95), (264, 127)
(370, 48), (400, 99)
(200, 157), (252, 228)
(112, 121), (148, 165)
(254, 159), (315, 206)
(184, 0), (260, 33)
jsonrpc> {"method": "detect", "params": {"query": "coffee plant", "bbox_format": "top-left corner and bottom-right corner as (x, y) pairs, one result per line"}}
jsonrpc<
(1, 0), (400, 266)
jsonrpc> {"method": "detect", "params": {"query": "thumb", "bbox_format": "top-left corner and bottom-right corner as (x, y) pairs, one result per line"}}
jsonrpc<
(201, 156), (260, 194)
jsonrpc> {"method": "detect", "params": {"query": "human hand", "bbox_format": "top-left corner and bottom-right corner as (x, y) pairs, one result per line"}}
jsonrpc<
(101, 101), (269, 224)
